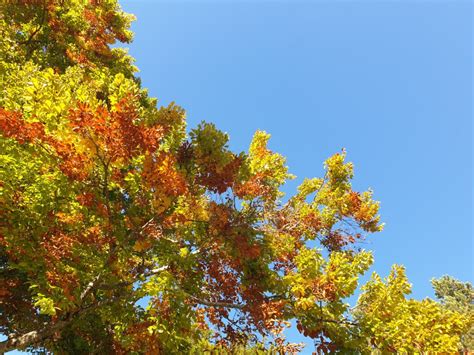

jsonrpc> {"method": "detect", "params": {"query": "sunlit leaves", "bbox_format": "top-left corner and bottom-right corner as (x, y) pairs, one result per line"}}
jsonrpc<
(33, 294), (57, 316)
(0, 0), (136, 72)
(236, 130), (294, 202)
(432, 276), (474, 351)
(354, 266), (469, 352)
(189, 122), (242, 193)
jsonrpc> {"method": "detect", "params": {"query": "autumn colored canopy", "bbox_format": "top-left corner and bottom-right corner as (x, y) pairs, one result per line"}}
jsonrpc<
(0, 1), (471, 353)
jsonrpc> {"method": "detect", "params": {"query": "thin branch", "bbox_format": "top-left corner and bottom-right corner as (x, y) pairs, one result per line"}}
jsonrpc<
(97, 265), (170, 290)
(139, 217), (155, 233)
(143, 265), (169, 277)
(80, 273), (102, 301)
(315, 318), (358, 327)
(188, 295), (245, 310)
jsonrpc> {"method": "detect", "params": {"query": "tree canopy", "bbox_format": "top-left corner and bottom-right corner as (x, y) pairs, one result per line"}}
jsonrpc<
(0, 1), (472, 353)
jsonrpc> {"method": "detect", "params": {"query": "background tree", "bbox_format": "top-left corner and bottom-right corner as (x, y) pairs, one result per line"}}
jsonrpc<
(0, 1), (470, 353)
(431, 276), (474, 352)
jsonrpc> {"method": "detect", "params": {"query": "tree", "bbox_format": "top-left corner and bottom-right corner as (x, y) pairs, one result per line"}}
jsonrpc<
(432, 276), (474, 352)
(0, 1), (470, 353)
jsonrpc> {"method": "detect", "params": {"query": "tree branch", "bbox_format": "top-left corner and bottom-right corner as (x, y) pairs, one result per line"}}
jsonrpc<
(0, 319), (68, 354)
(80, 273), (102, 301)
(188, 295), (245, 310)
(0, 293), (126, 353)
(315, 318), (358, 327)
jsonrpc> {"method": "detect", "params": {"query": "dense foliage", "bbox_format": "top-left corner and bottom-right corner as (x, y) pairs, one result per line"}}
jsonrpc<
(432, 276), (474, 352)
(0, 1), (471, 353)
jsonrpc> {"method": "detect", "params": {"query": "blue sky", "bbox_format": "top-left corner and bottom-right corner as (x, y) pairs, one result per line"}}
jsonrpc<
(5, 0), (472, 353)
(120, 0), (472, 288)
(118, 0), (472, 349)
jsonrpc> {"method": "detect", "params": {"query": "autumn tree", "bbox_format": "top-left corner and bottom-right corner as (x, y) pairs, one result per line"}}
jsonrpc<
(431, 276), (474, 352)
(0, 1), (471, 353)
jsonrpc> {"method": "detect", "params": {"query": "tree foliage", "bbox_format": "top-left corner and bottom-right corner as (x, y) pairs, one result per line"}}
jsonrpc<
(431, 276), (474, 352)
(0, 1), (471, 353)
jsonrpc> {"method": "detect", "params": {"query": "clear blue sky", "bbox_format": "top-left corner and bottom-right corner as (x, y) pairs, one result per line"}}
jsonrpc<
(118, 0), (472, 348)
(120, 0), (472, 288)
(6, 0), (472, 353)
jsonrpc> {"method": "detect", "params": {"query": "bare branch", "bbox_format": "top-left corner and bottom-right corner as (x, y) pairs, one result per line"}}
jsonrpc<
(188, 295), (245, 310)
(80, 273), (102, 301)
